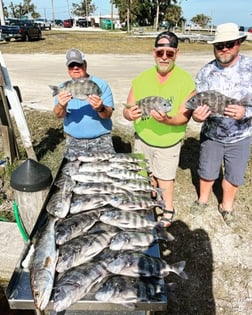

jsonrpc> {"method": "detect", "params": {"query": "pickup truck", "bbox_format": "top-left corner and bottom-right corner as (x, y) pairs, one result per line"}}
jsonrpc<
(34, 18), (52, 30)
(1, 18), (42, 41)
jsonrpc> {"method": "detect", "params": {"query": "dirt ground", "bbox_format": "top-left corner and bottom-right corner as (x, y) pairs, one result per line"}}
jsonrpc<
(0, 52), (252, 314)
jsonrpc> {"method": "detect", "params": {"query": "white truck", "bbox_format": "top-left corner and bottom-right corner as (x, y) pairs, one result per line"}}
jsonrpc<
(34, 18), (51, 30)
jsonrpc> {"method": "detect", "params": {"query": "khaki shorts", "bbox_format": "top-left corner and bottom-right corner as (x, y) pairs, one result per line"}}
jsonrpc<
(134, 137), (182, 180)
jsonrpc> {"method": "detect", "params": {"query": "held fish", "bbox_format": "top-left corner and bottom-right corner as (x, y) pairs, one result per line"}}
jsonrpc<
(124, 96), (172, 119)
(49, 78), (102, 100)
(29, 215), (58, 311)
(185, 90), (252, 116)
(105, 250), (188, 279)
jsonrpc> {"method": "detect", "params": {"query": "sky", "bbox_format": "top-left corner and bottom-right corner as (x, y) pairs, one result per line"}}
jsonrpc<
(3, 0), (252, 27)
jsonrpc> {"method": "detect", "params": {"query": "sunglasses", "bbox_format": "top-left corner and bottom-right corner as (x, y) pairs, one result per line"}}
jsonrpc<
(155, 49), (176, 58)
(214, 40), (238, 51)
(68, 62), (84, 68)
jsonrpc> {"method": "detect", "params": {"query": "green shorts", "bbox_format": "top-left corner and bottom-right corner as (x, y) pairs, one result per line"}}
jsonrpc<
(134, 137), (182, 180)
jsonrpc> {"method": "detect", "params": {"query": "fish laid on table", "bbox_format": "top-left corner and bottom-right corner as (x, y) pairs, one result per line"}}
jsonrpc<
(69, 195), (114, 214)
(53, 261), (108, 313)
(78, 161), (147, 173)
(60, 160), (81, 176)
(100, 209), (160, 229)
(71, 172), (114, 183)
(77, 152), (146, 164)
(185, 90), (252, 116)
(109, 229), (174, 251)
(72, 182), (128, 195)
(55, 211), (100, 245)
(53, 173), (76, 193)
(49, 78), (102, 100)
(109, 194), (164, 211)
(106, 169), (148, 181)
(105, 250), (188, 279)
(29, 215), (58, 311)
(46, 189), (72, 218)
(56, 231), (115, 273)
(94, 275), (167, 308)
(124, 96), (172, 119)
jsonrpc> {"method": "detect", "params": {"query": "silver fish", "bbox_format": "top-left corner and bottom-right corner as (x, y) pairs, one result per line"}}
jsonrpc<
(72, 182), (128, 195)
(53, 173), (76, 193)
(69, 194), (113, 213)
(106, 251), (188, 279)
(99, 209), (159, 229)
(55, 211), (99, 245)
(95, 275), (166, 307)
(78, 152), (146, 164)
(185, 90), (252, 116)
(61, 160), (81, 176)
(53, 261), (108, 312)
(109, 195), (164, 211)
(71, 172), (114, 183)
(109, 229), (174, 251)
(78, 161), (147, 173)
(125, 96), (172, 119)
(49, 78), (102, 100)
(107, 169), (148, 181)
(46, 189), (72, 218)
(30, 216), (58, 310)
(56, 231), (115, 273)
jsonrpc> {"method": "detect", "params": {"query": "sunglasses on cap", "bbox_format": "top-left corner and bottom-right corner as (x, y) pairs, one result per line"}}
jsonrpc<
(214, 40), (239, 51)
(155, 49), (176, 58)
(68, 62), (84, 68)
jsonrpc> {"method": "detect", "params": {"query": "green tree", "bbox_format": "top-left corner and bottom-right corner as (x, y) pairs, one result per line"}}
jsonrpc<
(163, 4), (182, 29)
(72, 0), (96, 17)
(8, 0), (39, 19)
(191, 13), (211, 28)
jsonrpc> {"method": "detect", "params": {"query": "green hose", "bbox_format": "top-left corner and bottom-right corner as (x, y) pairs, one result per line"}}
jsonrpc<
(13, 200), (29, 242)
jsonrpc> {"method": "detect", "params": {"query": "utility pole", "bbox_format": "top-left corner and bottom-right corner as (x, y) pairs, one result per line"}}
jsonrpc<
(51, 0), (55, 23)
(0, 0), (5, 25)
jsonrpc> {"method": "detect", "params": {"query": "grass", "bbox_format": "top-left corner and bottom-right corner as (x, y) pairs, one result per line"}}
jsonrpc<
(0, 29), (252, 55)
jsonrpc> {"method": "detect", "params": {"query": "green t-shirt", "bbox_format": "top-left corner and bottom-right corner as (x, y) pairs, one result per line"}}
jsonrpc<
(132, 65), (195, 147)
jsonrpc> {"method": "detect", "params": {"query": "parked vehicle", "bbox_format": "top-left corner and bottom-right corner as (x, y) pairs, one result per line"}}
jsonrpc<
(76, 18), (88, 27)
(34, 18), (51, 30)
(53, 19), (64, 27)
(1, 19), (42, 41)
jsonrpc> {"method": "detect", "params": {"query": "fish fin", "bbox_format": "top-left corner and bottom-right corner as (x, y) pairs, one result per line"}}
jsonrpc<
(48, 85), (59, 97)
(170, 260), (188, 280)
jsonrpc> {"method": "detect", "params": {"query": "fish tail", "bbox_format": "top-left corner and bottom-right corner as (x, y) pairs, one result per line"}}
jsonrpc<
(169, 260), (188, 279)
(48, 85), (59, 97)
(156, 229), (175, 242)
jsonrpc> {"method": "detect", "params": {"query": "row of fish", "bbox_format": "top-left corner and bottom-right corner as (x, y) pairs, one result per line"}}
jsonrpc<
(27, 152), (187, 312)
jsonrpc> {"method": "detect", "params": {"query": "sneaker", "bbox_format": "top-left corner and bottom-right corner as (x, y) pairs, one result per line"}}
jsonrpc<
(218, 205), (235, 227)
(190, 200), (208, 214)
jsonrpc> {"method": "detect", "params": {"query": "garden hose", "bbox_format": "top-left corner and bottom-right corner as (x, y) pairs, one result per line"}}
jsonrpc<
(13, 200), (29, 242)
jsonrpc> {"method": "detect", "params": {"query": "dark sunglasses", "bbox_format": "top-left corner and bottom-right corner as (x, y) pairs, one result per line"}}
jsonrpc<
(214, 40), (238, 51)
(68, 62), (84, 68)
(155, 49), (176, 58)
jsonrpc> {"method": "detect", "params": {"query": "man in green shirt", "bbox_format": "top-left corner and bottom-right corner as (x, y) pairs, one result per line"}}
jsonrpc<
(123, 31), (195, 227)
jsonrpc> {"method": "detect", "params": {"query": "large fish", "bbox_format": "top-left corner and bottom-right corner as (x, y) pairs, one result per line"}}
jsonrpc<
(72, 182), (128, 195)
(55, 211), (99, 245)
(95, 275), (167, 308)
(125, 96), (172, 119)
(56, 231), (115, 273)
(53, 261), (108, 312)
(78, 152), (146, 164)
(185, 90), (251, 116)
(109, 195), (164, 211)
(46, 189), (72, 218)
(109, 229), (174, 251)
(71, 172), (114, 184)
(49, 78), (102, 100)
(69, 195), (114, 213)
(105, 250), (188, 279)
(99, 209), (160, 229)
(29, 216), (58, 311)
(106, 169), (148, 181)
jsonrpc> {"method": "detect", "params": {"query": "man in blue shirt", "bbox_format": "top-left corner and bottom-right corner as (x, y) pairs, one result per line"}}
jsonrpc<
(53, 48), (115, 157)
